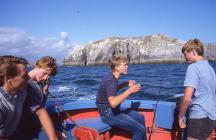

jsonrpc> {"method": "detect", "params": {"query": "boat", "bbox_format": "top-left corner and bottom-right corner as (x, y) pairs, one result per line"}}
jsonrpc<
(39, 99), (216, 140)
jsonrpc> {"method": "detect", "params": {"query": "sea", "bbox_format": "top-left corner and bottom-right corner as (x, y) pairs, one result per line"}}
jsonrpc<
(46, 62), (216, 104)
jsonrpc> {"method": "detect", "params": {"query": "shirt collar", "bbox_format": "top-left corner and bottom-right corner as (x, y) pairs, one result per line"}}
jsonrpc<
(110, 72), (118, 82)
(0, 87), (18, 100)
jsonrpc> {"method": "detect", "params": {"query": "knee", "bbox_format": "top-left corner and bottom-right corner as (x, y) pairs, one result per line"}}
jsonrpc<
(136, 113), (145, 122)
(139, 115), (146, 126)
(136, 124), (146, 134)
(137, 113), (145, 121)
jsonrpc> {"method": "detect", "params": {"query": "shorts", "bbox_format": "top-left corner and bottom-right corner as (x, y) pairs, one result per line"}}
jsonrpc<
(187, 117), (216, 139)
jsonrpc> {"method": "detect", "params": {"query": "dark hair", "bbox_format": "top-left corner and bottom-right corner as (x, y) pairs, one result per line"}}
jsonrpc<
(0, 55), (28, 86)
(182, 39), (204, 56)
(108, 54), (128, 70)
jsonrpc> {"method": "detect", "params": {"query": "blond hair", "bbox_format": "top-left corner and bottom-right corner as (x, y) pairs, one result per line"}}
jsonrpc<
(182, 39), (204, 56)
(35, 56), (57, 76)
(108, 54), (128, 70)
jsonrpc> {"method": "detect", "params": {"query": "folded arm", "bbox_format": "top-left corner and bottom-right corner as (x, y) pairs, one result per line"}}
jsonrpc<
(109, 84), (141, 108)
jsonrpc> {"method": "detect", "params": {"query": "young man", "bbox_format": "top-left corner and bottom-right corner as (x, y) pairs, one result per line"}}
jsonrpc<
(178, 39), (216, 140)
(96, 54), (147, 140)
(0, 55), (28, 139)
(15, 56), (59, 140)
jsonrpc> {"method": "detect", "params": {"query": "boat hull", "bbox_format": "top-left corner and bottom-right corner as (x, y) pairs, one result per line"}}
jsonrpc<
(45, 100), (216, 140)
(49, 101), (181, 139)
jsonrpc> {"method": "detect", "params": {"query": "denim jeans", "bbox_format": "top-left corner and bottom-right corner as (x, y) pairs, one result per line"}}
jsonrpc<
(98, 104), (147, 140)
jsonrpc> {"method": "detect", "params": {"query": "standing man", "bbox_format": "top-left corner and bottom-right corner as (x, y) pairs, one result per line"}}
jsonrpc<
(178, 39), (216, 140)
(96, 54), (147, 140)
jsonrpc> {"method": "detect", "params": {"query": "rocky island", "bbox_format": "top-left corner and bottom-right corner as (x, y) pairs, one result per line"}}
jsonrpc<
(63, 34), (216, 66)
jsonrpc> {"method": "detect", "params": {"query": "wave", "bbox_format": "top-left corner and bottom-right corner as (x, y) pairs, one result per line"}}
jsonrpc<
(57, 86), (70, 92)
(78, 94), (96, 100)
(73, 79), (98, 86)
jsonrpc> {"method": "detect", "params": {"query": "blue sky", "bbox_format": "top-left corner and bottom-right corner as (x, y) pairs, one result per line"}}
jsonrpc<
(0, 0), (215, 63)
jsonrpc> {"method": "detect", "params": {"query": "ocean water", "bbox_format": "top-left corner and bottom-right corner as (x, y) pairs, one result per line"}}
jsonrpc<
(47, 62), (216, 104)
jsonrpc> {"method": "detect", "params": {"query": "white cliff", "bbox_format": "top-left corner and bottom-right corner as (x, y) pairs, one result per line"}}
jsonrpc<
(63, 34), (216, 66)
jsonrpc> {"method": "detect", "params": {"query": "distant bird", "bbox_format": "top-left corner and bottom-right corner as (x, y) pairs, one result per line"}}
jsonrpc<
(76, 10), (79, 14)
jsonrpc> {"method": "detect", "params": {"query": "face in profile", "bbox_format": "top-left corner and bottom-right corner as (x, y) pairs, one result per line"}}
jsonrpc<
(115, 61), (128, 75)
(183, 50), (195, 64)
(9, 64), (28, 92)
(35, 67), (52, 82)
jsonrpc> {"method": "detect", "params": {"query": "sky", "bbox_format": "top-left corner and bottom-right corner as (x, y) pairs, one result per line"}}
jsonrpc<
(0, 0), (215, 64)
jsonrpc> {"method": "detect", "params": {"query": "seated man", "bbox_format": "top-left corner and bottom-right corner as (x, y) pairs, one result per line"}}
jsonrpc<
(0, 55), (28, 139)
(14, 56), (59, 140)
(96, 54), (147, 140)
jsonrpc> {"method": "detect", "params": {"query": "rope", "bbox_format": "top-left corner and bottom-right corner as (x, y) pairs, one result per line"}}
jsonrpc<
(48, 92), (80, 127)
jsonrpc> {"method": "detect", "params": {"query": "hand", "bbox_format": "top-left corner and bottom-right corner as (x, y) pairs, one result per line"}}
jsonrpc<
(43, 78), (50, 93)
(128, 84), (141, 94)
(179, 117), (186, 128)
(56, 130), (67, 140)
(128, 80), (137, 87)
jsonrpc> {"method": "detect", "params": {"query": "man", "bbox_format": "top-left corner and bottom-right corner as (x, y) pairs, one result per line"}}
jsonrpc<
(178, 39), (216, 140)
(0, 55), (28, 139)
(0, 55), (57, 140)
(14, 56), (59, 140)
(96, 54), (147, 140)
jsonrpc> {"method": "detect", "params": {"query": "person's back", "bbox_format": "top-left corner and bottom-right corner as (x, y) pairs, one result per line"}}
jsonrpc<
(188, 60), (216, 120)
(96, 72), (120, 115)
